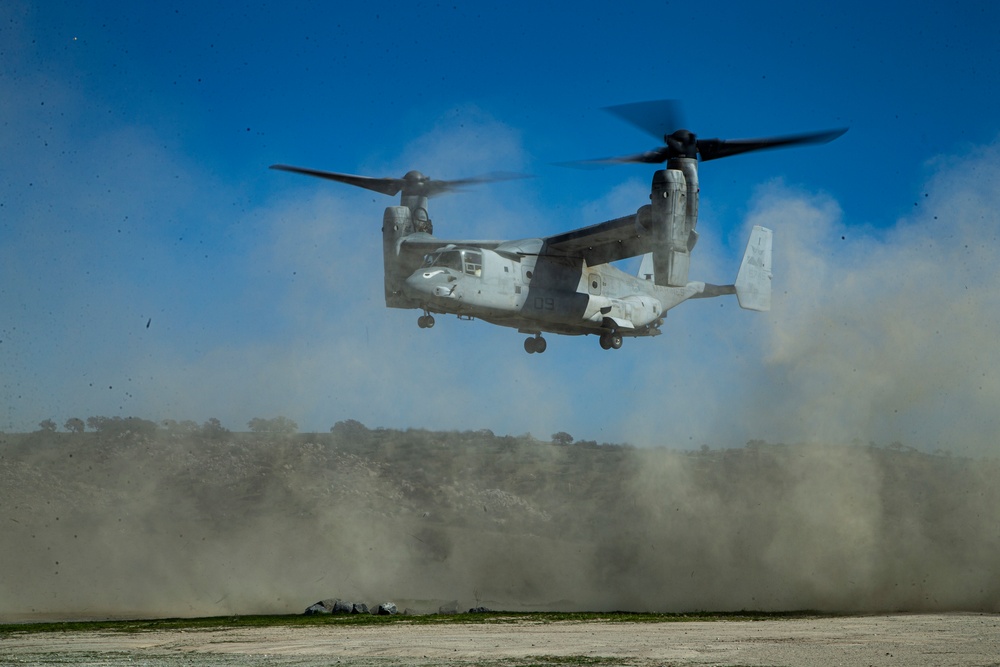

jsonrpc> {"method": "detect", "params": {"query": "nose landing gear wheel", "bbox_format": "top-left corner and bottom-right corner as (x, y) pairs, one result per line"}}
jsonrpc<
(524, 335), (547, 354)
(600, 331), (623, 350)
(418, 314), (435, 329)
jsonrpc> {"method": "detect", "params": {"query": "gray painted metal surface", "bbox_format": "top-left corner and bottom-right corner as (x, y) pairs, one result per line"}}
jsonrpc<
(393, 160), (772, 351)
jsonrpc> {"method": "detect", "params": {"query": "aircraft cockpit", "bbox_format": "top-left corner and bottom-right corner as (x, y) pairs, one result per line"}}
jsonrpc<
(423, 248), (482, 277)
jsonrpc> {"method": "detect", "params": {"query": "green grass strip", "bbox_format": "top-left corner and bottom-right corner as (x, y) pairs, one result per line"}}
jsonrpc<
(0, 609), (837, 636)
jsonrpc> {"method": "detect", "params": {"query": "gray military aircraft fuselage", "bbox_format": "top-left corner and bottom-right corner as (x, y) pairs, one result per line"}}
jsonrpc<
(402, 231), (767, 353)
(273, 102), (842, 353)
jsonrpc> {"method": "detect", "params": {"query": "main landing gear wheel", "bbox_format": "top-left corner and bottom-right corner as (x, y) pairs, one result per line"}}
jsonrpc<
(599, 331), (623, 350)
(417, 314), (435, 329)
(524, 335), (547, 354)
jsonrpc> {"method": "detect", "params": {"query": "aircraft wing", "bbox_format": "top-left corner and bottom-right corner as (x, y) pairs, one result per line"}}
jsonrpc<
(397, 233), (504, 256)
(540, 214), (648, 266)
(397, 215), (651, 267)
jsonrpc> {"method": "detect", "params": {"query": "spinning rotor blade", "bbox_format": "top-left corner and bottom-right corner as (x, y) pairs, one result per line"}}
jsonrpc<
(568, 99), (847, 166)
(557, 100), (682, 167)
(559, 147), (672, 168)
(695, 128), (848, 162)
(270, 164), (527, 198)
(603, 99), (685, 142)
(270, 164), (404, 196)
(436, 171), (530, 194)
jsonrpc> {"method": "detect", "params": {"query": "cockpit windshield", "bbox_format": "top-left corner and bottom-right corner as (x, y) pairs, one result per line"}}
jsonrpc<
(423, 249), (482, 276)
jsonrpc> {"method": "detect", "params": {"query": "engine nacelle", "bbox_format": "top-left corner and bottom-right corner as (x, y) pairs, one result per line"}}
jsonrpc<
(382, 206), (416, 308)
(636, 157), (700, 287)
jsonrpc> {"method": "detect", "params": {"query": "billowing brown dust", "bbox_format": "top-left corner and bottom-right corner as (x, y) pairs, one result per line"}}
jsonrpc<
(1, 426), (997, 621)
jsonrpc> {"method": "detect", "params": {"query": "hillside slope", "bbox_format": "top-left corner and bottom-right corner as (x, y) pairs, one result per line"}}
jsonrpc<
(2, 425), (997, 619)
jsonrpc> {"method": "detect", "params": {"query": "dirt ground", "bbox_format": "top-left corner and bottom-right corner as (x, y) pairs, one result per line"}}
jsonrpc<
(3, 613), (999, 666)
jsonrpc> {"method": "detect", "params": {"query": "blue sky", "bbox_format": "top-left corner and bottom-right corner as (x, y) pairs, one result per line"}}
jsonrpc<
(3, 1), (1000, 452)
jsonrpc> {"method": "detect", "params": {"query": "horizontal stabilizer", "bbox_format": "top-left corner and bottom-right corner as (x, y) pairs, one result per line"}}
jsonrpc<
(735, 226), (772, 311)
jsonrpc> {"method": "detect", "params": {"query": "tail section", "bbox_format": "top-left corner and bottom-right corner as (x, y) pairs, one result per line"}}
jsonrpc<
(734, 225), (772, 311)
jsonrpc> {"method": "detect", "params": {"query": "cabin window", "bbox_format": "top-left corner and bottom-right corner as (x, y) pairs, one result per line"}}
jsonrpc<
(462, 250), (482, 276)
(588, 274), (601, 295)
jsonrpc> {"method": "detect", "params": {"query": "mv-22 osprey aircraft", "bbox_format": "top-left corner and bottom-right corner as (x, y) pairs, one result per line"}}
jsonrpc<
(273, 101), (845, 353)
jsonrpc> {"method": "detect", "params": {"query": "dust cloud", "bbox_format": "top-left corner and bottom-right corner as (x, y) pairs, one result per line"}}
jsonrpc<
(739, 139), (1000, 455)
(1, 424), (998, 621)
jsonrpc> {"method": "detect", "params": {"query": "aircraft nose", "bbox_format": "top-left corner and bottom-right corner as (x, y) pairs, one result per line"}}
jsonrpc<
(404, 269), (457, 299)
(403, 272), (429, 297)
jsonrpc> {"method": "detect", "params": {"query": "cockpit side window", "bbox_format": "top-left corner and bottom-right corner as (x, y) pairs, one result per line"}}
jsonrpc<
(425, 250), (463, 272)
(425, 249), (481, 276)
(462, 250), (482, 276)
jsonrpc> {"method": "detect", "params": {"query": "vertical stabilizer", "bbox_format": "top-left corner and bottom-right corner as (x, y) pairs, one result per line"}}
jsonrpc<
(734, 226), (772, 311)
